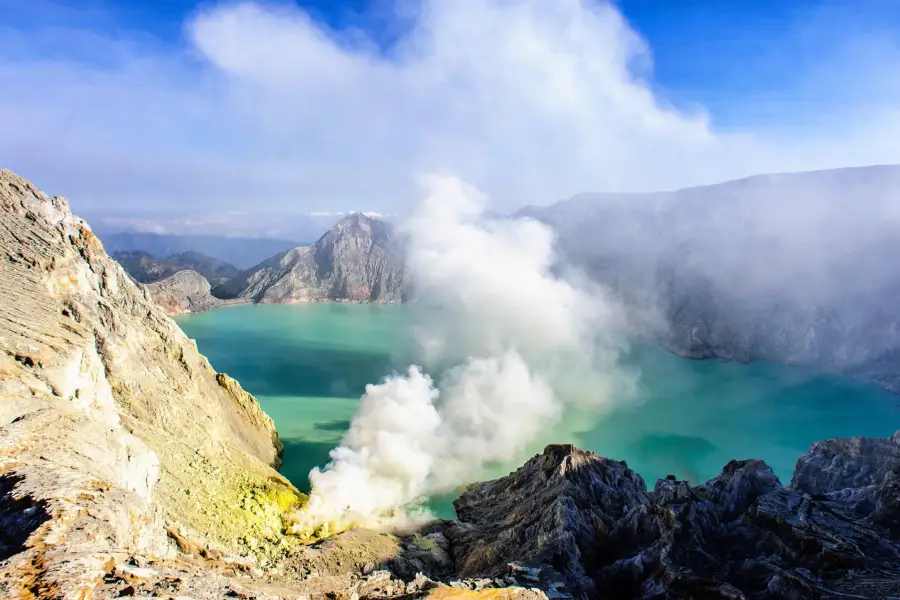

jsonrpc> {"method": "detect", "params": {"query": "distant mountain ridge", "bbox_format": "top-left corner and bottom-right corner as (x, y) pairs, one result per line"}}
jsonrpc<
(214, 212), (406, 304)
(99, 231), (300, 269)
(111, 250), (240, 285)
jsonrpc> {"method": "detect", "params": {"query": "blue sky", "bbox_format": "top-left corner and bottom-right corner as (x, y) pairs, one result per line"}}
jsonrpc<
(1, 0), (899, 223)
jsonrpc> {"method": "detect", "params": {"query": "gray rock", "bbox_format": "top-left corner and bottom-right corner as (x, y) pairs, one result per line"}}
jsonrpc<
(448, 444), (650, 600)
(450, 441), (900, 600)
(792, 431), (900, 496)
(215, 212), (406, 304)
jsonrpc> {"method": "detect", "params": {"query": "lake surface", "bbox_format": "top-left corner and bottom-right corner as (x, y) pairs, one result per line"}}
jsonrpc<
(177, 303), (900, 518)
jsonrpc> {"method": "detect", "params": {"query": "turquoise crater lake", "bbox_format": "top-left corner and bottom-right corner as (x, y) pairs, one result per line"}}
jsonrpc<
(177, 303), (900, 518)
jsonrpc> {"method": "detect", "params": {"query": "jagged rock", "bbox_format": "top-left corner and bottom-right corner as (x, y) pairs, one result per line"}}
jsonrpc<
(215, 213), (405, 304)
(792, 431), (900, 496)
(448, 444), (650, 600)
(143, 269), (249, 316)
(451, 442), (900, 600)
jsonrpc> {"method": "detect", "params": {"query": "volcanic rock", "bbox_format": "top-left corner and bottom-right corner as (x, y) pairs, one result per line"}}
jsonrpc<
(450, 441), (900, 599)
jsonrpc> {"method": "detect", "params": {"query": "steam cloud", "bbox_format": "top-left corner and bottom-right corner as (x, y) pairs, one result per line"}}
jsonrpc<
(292, 175), (631, 533)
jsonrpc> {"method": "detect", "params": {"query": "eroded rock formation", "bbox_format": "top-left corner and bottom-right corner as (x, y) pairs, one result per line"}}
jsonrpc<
(215, 212), (406, 304)
(450, 442), (900, 600)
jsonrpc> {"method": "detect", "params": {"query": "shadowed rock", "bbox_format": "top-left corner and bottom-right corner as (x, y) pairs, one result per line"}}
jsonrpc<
(450, 440), (900, 600)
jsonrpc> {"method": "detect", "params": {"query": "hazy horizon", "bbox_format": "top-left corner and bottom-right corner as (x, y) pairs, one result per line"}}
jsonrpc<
(3, 0), (900, 216)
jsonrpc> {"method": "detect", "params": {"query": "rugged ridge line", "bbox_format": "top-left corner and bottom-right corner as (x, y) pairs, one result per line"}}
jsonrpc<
(111, 249), (241, 285)
(449, 441), (900, 600)
(215, 212), (406, 304)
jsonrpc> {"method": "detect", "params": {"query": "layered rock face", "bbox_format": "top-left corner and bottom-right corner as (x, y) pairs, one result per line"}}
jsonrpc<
(143, 269), (248, 316)
(520, 165), (900, 392)
(215, 212), (406, 304)
(450, 442), (900, 600)
(0, 170), (298, 597)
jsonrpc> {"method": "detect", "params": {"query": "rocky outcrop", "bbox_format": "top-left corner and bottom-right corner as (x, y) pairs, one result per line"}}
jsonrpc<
(215, 212), (406, 304)
(520, 165), (900, 393)
(111, 249), (241, 285)
(143, 269), (249, 316)
(450, 441), (900, 600)
(0, 170), (299, 597)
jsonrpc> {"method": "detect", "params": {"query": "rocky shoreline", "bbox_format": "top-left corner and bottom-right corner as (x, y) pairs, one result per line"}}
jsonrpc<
(2, 169), (899, 600)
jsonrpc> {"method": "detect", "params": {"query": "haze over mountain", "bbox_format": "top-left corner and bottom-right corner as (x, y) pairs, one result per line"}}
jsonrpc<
(83, 208), (386, 244)
(99, 231), (299, 269)
(520, 163), (900, 391)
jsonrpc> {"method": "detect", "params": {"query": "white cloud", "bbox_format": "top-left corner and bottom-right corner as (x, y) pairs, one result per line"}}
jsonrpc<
(0, 0), (898, 214)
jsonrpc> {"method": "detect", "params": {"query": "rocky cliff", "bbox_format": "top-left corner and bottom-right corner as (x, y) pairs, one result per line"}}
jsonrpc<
(0, 170), (299, 597)
(215, 212), (406, 304)
(450, 441), (900, 600)
(143, 269), (248, 316)
(520, 165), (900, 393)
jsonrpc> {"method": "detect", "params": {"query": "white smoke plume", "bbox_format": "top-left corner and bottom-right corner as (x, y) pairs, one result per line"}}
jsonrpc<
(292, 175), (631, 533)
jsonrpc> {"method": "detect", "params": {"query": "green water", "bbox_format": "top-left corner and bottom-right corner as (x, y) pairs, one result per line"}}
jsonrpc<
(177, 303), (900, 518)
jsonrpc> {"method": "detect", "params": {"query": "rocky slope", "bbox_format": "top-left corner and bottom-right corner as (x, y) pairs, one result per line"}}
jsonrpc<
(215, 212), (406, 304)
(111, 249), (240, 285)
(143, 269), (248, 316)
(0, 169), (296, 597)
(450, 441), (900, 600)
(520, 165), (900, 392)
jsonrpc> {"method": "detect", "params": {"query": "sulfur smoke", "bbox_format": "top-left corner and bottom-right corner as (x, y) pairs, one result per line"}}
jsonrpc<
(292, 175), (631, 533)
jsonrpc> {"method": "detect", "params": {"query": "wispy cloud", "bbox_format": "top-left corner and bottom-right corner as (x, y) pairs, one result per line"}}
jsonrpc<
(0, 0), (898, 214)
